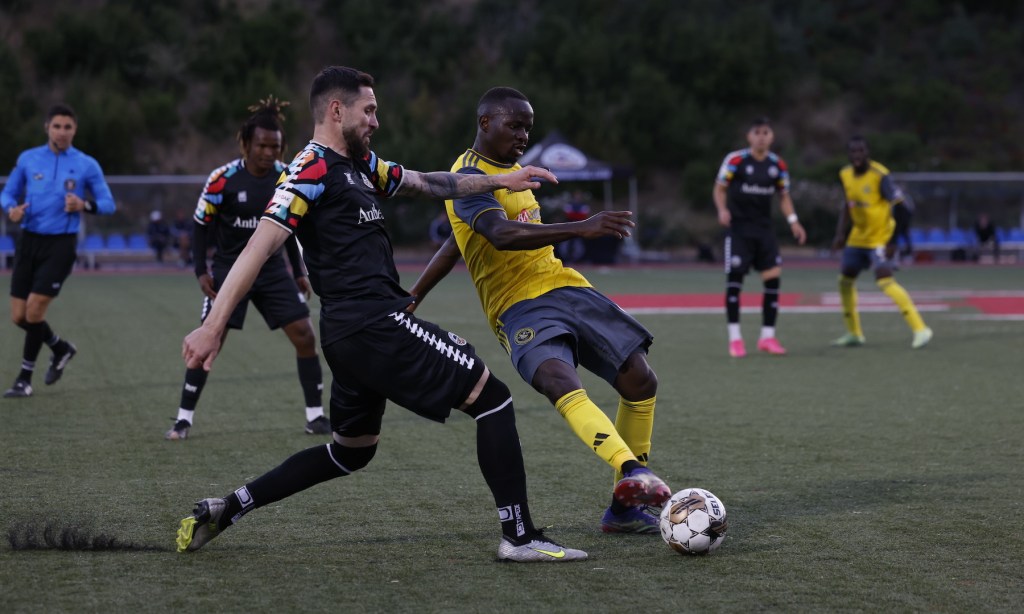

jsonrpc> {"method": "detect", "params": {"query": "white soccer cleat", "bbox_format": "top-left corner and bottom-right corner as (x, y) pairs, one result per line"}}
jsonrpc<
(911, 327), (933, 349)
(497, 532), (588, 562)
(176, 498), (227, 553)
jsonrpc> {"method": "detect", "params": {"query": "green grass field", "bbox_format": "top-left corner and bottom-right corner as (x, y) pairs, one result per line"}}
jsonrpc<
(1, 263), (1022, 612)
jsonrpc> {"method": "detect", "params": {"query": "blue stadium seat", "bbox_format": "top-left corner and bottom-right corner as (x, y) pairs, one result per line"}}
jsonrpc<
(925, 228), (948, 244)
(0, 235), (14, 251)
(948, 228), (973, 246)
(106, 234), (127, 250)
(128, 233), (149, 250)
(910, 228), (927, 245)
(1009, 228), (1024, 242)
(82, 234), (105, 250)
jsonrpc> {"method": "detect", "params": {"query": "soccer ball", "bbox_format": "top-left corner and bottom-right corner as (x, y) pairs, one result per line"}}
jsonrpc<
(659, 488), (728, 555)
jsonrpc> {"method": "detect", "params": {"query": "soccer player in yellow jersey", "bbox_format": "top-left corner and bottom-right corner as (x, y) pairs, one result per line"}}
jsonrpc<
(832, 136), (932, 349)
(410, 87), (672, 534)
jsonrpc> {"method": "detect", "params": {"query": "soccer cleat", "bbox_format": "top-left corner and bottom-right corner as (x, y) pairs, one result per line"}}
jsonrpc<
(176, 498), (227, 553)
(3, 379), (33, 398)
(728, 339), (746, 358)
(600, 505), (659, 534)
(165, 419), (191, 441)
(756, 337), (787, 355)
(831, 333), (866, 347)
(44, 342), (77, 385)
(911, 327), (933, 349)
(613, 467), (671, 507)
(304, 415), (331, 435)
(497, 531), (588, 562)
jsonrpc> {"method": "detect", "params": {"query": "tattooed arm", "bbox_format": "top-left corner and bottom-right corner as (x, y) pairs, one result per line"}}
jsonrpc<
(396, 165), (558, 199)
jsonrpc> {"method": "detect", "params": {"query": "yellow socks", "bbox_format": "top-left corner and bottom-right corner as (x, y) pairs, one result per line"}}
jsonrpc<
(555, 390), (636, 471)
(877, 277), (927, 332)
(613, 396), (655, 483)
(838, 275), (863, 337)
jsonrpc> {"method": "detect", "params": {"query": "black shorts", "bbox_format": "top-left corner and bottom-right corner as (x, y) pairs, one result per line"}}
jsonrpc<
(724, 229), (781, 275)
(321, 311), (486, 437)
(202, 261), (310, 330)
(9, 232), (78, 299)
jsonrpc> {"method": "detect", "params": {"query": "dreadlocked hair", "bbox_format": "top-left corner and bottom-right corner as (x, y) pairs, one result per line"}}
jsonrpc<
(238, 95), (290, 149)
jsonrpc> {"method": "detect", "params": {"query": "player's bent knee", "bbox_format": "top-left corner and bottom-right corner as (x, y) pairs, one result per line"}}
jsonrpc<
(326, 441), (377, 474)
(462, 375), (513, 420)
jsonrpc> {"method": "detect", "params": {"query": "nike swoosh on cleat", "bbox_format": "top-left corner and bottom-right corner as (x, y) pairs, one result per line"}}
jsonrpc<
(531, 547), (566, 558)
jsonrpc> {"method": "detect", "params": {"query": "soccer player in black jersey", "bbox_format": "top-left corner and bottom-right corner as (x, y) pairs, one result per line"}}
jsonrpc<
(165, 98), (327, 440)
(176, 66), (586, 562)
(713, 117), (806, 358)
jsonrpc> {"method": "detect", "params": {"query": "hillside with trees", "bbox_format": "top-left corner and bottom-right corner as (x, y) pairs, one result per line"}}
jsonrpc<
(2, 0), (1021, 247)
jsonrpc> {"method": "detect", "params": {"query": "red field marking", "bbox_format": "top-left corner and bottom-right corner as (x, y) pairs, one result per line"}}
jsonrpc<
(962, 296), (1024, 315)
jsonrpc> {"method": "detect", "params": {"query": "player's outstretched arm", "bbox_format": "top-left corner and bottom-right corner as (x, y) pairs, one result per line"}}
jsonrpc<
(407, 234), (461, 312)
(475, 209), (634, 252)
(397, 165), (558, 200)
(183, 220), (290, 370)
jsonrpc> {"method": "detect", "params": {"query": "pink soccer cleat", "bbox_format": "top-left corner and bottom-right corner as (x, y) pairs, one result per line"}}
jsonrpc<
(756, 337), (787, 355)
(728, 339), (746, 358)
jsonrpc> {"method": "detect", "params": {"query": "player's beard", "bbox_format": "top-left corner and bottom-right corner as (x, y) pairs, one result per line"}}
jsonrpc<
(344, 126), (369, 160)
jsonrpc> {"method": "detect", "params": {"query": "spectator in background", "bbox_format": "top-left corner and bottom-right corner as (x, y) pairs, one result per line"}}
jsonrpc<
(1, 103), (116, 398)
(973, 213), (1000, 263)
(147, 210), (172, 262)
(172, 209), (193, 267)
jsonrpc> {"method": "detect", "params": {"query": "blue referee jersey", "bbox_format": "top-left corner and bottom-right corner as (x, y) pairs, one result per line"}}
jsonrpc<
(1, 144), (116, 234)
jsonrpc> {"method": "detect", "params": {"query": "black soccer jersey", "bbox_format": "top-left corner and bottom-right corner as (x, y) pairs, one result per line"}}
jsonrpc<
(263, 141), (409, 344)
(194, 159), (288, 268)
(716, 149), (790, 231)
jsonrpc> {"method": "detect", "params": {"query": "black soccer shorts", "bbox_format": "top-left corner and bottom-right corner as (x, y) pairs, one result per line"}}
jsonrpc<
(203, 260), (310, 330)
(321, 310), (487, 437)
(724, 229), (781, 275)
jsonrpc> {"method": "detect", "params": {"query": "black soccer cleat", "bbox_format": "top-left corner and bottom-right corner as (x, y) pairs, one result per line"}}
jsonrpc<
(45, 342), (77, 385)
(304, 415), (331, 435)
(165, 419), (192, 441)
(3, 379), (33, 398)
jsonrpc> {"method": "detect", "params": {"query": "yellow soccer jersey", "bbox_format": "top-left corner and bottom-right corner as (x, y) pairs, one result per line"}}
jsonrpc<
(446, 149), (591, 336)
(839, 160), (899, 248)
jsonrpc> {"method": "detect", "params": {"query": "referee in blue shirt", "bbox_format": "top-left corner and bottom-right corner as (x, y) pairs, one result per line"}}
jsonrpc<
(1, 104), (115, 398)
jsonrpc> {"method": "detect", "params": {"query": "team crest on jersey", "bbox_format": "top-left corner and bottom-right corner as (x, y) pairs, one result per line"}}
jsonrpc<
(513, 328), (535, 345)
(745, 165), (754, 175)
(238, 190), (248, 203)
(447, 332), (467, 346)
(63, 178), (76, 191)
(360, 172), (374, 190)
(768, 166), (779, 178)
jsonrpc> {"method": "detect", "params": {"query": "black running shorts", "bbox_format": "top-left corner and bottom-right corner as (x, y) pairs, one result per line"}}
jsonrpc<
(9, 232), (78, 299)
(321, 310), (486, 437)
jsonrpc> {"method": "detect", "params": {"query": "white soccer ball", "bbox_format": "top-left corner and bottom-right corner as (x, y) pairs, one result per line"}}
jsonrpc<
(659, 487), (728, 555)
